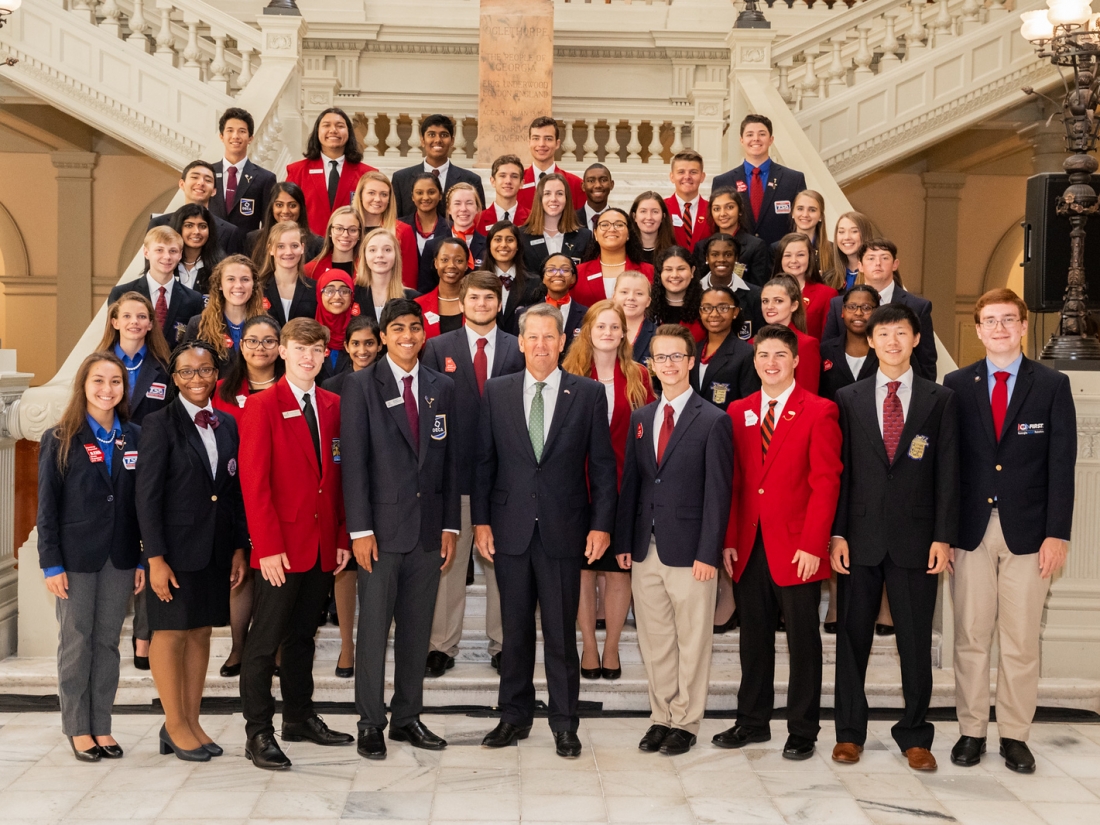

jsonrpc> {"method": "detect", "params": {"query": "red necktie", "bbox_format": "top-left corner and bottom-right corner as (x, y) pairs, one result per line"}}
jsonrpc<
(883, 381), (904, 463)
(991, 371), (1009, 442)
(225, 165), (238, 212)
(750, 167), (764, 221)
(474, 338), (488, 396)
(761, 399), (777, 458)
(657, 404), (675, 464)
(402, 375), (419, 455)
(155, 286), (168, 330)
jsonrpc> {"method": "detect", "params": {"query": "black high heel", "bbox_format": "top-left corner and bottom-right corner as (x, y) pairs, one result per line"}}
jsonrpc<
(158, 724), (211, 762)
(219, 660), (241, 678)
(132, 637), (149, 671)
(581, 653), (602, 680)
(68, 736), (102, 763)
(601, 655), (621, 680)
(94, 738), (124, 759)
(201, 741), (224, 757)
(714, 610), (739, 634)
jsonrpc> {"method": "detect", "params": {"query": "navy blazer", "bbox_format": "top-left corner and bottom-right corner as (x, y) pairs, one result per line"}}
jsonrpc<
(690, 334), (760, 411)
(615, 392), (733, 568)
(108, 277), (204, 349)
(128, 355), (171, 425)
(518, 226), (593, 274)
(148, 209), (245, 257)
(340, 356), (460, 553)
(472, 370), (618, 559)
(392, 163), (487, 221)
(262, 274), (317, 327)
(208, 159), (277, 236)
(37, 422), (142, 573)
(422, 327), (526, 495)
(134, 400), (249, 572)
(818, 337), (879, 404)
(833, 376), (959, 569)
(417, 232), (487, 294)
(632, 318), (658, 363)
(944, 356), (1076, 555)
(711, 162), (808, 247)
(695, 230), (772, 289)
(822, 285), (937, 381)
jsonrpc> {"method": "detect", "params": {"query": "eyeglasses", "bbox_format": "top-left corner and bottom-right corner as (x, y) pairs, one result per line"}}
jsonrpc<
(979, 317), (1021, 330)
(174, 366), (217, 379)
(545, 267), (573, 276)
(331, 226), (360, 236)
(651, 353), (688, 364)
(699, 304), (735, 315)
(242, 337), (279, 350)
(321, 286), (353, 298)
(843, 303), (875, 314)
(596, 221), (628, 231)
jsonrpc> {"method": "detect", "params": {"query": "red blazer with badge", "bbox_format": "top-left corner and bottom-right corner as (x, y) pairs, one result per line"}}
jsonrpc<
(477, 203), (530, 236)
(724, 385), (842, 587)
(516, 165), (587, 214)
(239, 377), (347, 573)
(285, 157), (377, 236)
(415, 288), (463, 339)
(664, 195), (711, 253)
(572, 259), (654, 308)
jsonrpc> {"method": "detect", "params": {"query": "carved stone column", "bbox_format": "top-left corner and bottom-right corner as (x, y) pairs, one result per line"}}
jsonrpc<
(920, 171), (966, 357)
(725, 29), (777, 168)
(689, 80), (728, 177)
(0, 351), (34, 660)
(51, 152), (98, 371)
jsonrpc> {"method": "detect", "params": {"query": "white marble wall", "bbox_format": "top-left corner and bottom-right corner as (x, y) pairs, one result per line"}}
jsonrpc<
(0, 350), (33, 660)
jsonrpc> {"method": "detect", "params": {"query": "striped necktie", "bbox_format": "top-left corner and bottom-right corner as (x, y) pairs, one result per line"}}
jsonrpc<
(761, 399), (777, 458)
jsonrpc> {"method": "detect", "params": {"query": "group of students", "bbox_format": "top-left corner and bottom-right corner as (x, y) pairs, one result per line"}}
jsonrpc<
(37, 107), (1075, 776)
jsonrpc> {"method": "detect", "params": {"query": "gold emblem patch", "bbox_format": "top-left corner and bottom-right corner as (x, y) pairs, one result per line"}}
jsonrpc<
(908, 435), (929, 460)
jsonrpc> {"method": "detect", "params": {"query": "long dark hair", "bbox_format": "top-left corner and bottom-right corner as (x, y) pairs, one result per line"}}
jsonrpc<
(251, 182), (318, 271)
(772, 232), (825, 286)
(649, 246), (702, 324)
(484, 220), (529, 281)
(304, 107), (363, 164)
(590, 207), (645, 266)
(51, 352), (131, 474)
(97, 291), (173, 368)
(217, 315), (284, 404)
(630, 191), (676, 260)
(168, 204), (224, 293)
(707, 187), (751, 234)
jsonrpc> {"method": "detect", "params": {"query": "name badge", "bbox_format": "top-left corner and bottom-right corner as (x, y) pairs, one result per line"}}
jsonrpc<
(236, 394), (248, 408)
(774, 200), (791, 214)
(587, 272), (602, 281)
(122, 451), (138, 470)
(529, 238), (545, 246)
(425, 311), (440, 325)
(712, 383), (729, 406)
(431, 414), (447, 440)
(908, 435), (929, 460)
(671, 214), (684, 228)
(282, 409), (302, 419)
(146, 382), (167, 400)
(227, 458), (238, 477)
(1018, 423), (1045, 435)
(309, 168), (324, 175)
(744, 410), (759, 427)
(735, 181), (748, 193)
(521, 181), (536, 189)
(84, 444), (105, 463)
(239, 198), (255, 216)
(385, 397), (404, 409)
(444, 357), (457, 373)
(331, 438), (341, 463)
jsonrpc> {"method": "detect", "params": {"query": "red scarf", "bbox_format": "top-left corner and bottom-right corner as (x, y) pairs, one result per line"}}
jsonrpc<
(315, 270), (358, 351)
(452, 226), (477, 270)
(414, 213), (437, 240)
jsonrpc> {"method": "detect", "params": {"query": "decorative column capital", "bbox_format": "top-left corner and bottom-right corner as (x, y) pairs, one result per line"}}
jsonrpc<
(725, 29), (776, 74)
(49, 152), (98, 178)
(920, 171), (967, 197)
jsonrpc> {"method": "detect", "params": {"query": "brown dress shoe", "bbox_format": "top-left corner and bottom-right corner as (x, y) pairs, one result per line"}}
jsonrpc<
(905, 747), (938, 771)
(831, 743), (863, 763)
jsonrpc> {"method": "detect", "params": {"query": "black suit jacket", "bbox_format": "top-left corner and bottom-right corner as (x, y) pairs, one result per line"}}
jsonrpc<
(822, 286), (937, 381)
(711, 162), (808, 246)
(690, 334), (760, 410)
(695, 230), (772, 288)
(208, 159), (277, 236)
(632, 318), (658, 363)
(472, 370), (618, 558)
(392, 163), (486, 221)
(944, 356), (1076, 555)
(499, 274), (545, 335)
(37, 422), (142, 573)
(615, 392), (733, 567)
(135, 400), (249, 571)
(263, 275), (317, 327)
(417, 232), (487, 293)
(128, 355), (171, 425)
(340, 357), (460, 553)
(148, 208), (245, 256)
(818, 337), (879, 404)
(108, 277), (204, 348)
(518, 226), (593, 273)
(422, 327), (526, 495)
(833, 376), (959, 569)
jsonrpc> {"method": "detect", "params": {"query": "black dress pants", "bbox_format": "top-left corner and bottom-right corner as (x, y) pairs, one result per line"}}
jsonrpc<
(240, 556), (333, 739)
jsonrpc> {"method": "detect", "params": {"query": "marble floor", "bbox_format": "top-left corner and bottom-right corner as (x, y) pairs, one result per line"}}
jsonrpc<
(1, 711), (1099, 825)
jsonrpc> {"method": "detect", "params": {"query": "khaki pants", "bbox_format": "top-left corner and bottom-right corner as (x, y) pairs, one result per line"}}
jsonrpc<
(952, 510), (1051, 741)
(430, 495), (503, 657)
(632, 538), (717, 735)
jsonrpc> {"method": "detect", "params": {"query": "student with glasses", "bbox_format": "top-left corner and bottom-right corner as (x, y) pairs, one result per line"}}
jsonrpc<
(516, 254), (588, 357)
(691, 286), (759, 412)
(573, 208), (654, 308)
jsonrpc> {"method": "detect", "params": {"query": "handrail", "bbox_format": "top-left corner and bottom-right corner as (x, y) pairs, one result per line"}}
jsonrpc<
(773, 0), (910, 64)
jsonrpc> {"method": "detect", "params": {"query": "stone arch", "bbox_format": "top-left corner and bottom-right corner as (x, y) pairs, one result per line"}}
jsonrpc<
(0, 200), (29, 278)
(115, 187), (178, 278)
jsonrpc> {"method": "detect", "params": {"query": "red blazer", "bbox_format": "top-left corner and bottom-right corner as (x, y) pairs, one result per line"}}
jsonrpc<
(594, 362), (655, 486)
(415, 288), (463, 339)
(572, 260), (654, 308)
(305, 254), (354, 282)
(239, 378), (347, 573)
(394, 220), (419, 290)
(682, 319), (706, 344)
(756, 327), (821, 394)
(800, 281), (839, 341)
(285, 157), (376, 236)
(664, 195), (711, 253)
(724, 385), (842, 587)
(212, 379), (252, 427)
(477, 202), (530, 235)
(516, 165), (587, 214)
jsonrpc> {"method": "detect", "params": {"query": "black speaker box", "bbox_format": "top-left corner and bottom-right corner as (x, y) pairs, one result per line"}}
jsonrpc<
(1022, 173), (1100, 312)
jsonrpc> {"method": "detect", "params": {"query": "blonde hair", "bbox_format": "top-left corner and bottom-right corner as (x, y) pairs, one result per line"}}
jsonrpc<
(257, 221), (307, 285)
(357, 227), (406, 301)
(144, 225), (183, 249)
(309, 206), (361, 271)
(354, 171), (398, 232)
(445, 182), (484, 220)
(562, 300), (650, 410)
(793, 190), (840, 289)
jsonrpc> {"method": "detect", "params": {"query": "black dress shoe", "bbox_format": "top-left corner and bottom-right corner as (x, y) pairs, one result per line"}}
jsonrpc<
(219, 661), (241, 678)
(68, 737), (102, 763)
(580, 653), (602, 680)
(357, 727), (387, 760)
(1000, 738), (1036, 773)
(159, 724), (211, 762)
(94, 740), (124, 759)
(201, 741), (223, 757)
(782, 734), (816, 760)
(596, 619), (606, 630)
(425, 650), (455, 678)
(281, 714), (354, 746)
(482, 721), (531, 748)
(335, 663), (354, 678)
(950, 735), (986, 767)
(389, 719), (447, 750)
(660, 729), (697, 756)
(875, 623), (895, 636)
(823, 622), (837, 634)
(554, 730), (582, 758)
(712, 725), (771, 749)
(638, 724), (670, 752)
(245, 732), (291, 770)
(490, 652), (501, 673)
(132, 637), (149, 671)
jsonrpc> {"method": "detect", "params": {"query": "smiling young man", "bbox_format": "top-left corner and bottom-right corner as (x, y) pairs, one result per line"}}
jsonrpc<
(238, 318), (354, 770)
(207, 107), (277, 236)
(830, 303), (958, 772)
(663, 151), (711, 253)
(576, 163), (615, 230)
(943, 289), (1076, 773)
(712, 324), (842, 760)
(615, 325), (733, 755)
(515, 116), (587, 214)
(147, 160), (245, 255)
(477, 154), (529, 234)
(393, 114), (486, 219)
(340, 299), (460, 761)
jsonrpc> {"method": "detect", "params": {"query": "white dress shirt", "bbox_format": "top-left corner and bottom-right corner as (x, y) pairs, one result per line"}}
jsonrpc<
(845, 353), (867, 379)
(874, 367), (913, 436)
(543, 231), (565, 255)
(554, 298), (571, 331)
(674, 194), (701, 225)
(177, 259), (203, 291)
(495, 265), (515, 307)
(465, 325), (498, 377)
(759, 379), (797, 423)
(285, 379), (321, 445)
(700, 272), (751, 292)
(874, 281), (896, 304)
(523, 367), (562, 445)
(323, 154), (345, 185)
(179, 397), (218, 477)
(583, 203), (607, 229)
(653, 388), (692, 459)
(221, 157), (247, 199)
(424, 160), (450, 192)
(146, 273), (175, 307)
(533, 162), (558, 181)
(387, 357), (419, 413)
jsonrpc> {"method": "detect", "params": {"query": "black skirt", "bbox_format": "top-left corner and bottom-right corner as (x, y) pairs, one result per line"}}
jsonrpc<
(147, 556), (230, 631)
(585, 550), (630, 574)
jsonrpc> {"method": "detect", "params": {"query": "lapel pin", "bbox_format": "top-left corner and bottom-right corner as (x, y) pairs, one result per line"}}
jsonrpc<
(564, 389), (571, 395)
(974, 375), (981, 382)
(425, 397), (435, 408)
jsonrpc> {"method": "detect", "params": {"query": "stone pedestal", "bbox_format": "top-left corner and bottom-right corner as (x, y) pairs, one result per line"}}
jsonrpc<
(0, 351), (33, 660)
(725, 29), (777, 168)
(689, 80), (727, 176)
(475, 0), (554, 167)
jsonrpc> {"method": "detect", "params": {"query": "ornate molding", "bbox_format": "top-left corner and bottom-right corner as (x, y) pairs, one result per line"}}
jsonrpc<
(353, 42), (728, 62)
(304, 40), (370, 52)
(14, 385), (68, 443)
(363, 42), (478, 56)
(1078, 416), (1100, 461)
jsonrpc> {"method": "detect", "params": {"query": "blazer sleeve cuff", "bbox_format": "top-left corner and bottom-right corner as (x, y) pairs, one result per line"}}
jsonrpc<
(350, 530), (374, 539)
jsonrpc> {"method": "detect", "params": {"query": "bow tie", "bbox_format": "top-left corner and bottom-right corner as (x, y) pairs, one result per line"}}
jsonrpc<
(498, 274), (514, 290)
(194, 409), (220, 430)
